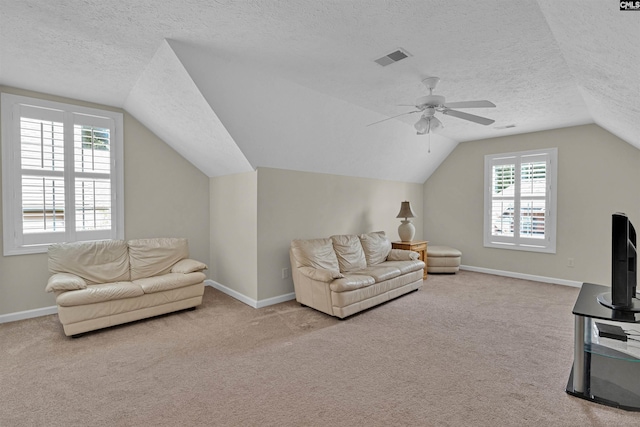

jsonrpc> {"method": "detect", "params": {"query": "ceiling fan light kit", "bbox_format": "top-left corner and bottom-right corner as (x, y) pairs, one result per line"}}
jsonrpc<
(368, 76), (496, 136)
(415, 116), (443, 135)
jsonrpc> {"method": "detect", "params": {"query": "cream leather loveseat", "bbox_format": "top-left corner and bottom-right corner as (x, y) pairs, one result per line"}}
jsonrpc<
(290, 231), (425, 318)
(46, 238), (207, 337)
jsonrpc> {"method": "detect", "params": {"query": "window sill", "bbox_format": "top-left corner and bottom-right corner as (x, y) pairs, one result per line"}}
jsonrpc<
(484, 241), (556, 254)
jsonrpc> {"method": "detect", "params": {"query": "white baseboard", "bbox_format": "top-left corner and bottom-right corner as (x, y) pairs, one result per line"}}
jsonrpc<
(0, 272), (578, 324)
(205, 280), (296, 308)
(0, 305), (58, 324)
(460, 265), (583, 288)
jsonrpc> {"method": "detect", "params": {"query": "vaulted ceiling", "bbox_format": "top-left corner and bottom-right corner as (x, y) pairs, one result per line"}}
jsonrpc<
(1, 1), (638, 183)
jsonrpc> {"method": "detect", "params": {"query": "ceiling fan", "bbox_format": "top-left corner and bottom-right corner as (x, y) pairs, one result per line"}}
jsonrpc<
(369, 77), (496, 134)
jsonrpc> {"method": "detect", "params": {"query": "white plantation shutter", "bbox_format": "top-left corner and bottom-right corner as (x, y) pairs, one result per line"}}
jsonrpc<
(484, 148), (557, 253)
(519, 155), (547, 239)
(2, 93), (124, 255)
(19, 112), (66, 241)
(73, 116), (114, 235)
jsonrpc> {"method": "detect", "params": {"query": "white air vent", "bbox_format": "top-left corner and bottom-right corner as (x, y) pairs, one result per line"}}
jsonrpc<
(374, 48), (412, 66)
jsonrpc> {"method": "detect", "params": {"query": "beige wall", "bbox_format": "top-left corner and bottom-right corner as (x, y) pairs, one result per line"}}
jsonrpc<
(423, 124), (640, 285)
(209, 171), (258, 300)
(209, 167), (422, 303)
(6, 89), (639, 317)
(0, 86), (210, 316)
(256, 167), (423, 300)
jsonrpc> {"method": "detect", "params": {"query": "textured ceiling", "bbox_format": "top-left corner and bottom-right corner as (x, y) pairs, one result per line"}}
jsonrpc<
(1, 1), (638, 183)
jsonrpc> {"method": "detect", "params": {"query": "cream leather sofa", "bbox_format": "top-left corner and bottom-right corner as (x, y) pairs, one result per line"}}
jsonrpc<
(290, 231), (425, 318)
(46, 238), (207, 337)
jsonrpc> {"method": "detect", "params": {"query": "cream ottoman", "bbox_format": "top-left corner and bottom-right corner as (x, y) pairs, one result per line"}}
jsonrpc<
(427, 246), (462, 273)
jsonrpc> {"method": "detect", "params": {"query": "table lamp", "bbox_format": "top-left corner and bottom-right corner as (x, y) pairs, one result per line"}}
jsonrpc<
(396, 201), (416, 242)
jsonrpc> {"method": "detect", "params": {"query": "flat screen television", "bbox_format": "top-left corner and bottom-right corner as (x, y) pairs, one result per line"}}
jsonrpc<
(597, 212), (640, 312)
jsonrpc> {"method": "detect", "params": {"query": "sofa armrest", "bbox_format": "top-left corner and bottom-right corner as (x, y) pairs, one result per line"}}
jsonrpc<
(45, 273), (87, 293)
(298, 266), (344, 283)
(171, 258), (208, 274)
(387, 249), (419, 261)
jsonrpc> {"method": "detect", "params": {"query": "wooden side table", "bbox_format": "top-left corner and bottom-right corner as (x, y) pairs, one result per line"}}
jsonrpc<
(391, 240), (428, 279)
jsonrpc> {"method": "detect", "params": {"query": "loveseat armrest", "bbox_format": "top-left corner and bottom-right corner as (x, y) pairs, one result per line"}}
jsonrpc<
(298, 266), (344, 283)
(387, 249), (419, 261)
(45, 273), (87, 293)
(171, 258), (208, 274)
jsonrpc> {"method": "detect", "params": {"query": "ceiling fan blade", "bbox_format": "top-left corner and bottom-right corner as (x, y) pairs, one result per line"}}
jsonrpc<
(366, 110), (421, 127)
(442, 109), (495, 125)
(443, 100), (496, 109)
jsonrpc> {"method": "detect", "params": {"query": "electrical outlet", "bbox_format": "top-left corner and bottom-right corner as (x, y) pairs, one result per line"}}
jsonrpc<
(568, 258), (575, 268)
(282, 267), (290, 279)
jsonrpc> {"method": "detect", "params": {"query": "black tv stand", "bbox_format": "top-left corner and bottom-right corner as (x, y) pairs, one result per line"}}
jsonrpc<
(596, 292), (640, 312)
(566, 283), (640, 411)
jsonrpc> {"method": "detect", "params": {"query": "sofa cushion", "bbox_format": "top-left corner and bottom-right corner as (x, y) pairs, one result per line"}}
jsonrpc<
(57, 284), (204, 325)
(171, 258), (208, 274)
(329, 274), (376, 292)
(330, 234), (367, 273)
(298, 266), (345, 282)
(290, 238), (340, 272)
(128, 238), (189, 281)
(134, 272), (206, 294)
(48, 240), (130, 285)
(352, 265), (401, 282)
(387, 249), (419, 261)
(331, 270), (423, 310)
(380, 260), (425, 275)
(359, 231), (392, 266)
(46, 273), (87, 292)
(56, 282), (143, 307)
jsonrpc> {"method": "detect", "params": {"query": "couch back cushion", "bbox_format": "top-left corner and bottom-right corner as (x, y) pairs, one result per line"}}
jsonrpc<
(359, 231), (392, 266)
(290, 238), (340, 272)
(48, 240), (130, 285)
(128, 238), (189, 280)
(330, 235), (367, 273)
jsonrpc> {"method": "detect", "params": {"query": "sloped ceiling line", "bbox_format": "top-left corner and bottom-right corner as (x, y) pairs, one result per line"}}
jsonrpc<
(123, 40), (253, 178)
(167, 39), (455, 183)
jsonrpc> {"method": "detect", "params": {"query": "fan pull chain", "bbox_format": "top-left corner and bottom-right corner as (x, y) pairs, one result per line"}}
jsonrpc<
(428, 132), (431, 153)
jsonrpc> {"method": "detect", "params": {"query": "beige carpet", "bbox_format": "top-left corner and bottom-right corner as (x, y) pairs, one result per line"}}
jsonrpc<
(1, 271), (639, 426)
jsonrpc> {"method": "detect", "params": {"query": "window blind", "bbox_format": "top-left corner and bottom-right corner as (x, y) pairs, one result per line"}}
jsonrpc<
(484, 148), (557, 253)
(2, 93), (124, 255)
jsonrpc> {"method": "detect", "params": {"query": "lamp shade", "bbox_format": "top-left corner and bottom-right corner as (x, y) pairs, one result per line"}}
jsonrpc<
(414, 117), (429, 134)
(415, 116), (444, 135)
(430, 116), (443, 131)
(396, 201), (416, 219)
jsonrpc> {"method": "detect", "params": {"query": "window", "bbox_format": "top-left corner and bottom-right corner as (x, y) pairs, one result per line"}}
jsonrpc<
(484, 148), (557, 253)
(1, 93), (124, 255)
